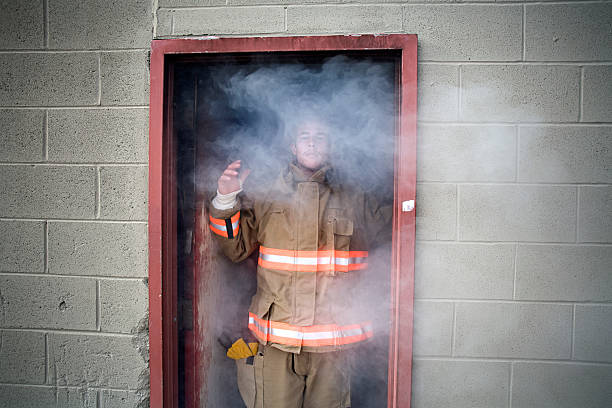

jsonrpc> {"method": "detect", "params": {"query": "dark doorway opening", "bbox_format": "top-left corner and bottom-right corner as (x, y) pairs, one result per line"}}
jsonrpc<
(173, 51), (398, 407)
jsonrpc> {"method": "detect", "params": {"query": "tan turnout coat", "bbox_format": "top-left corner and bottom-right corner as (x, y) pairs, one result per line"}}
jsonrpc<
(209, 164), (390, 353)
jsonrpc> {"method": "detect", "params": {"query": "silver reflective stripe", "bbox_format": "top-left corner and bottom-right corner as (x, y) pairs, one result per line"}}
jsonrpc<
(260, 253), (318, 266)
(334, 257), (367, 266)
(260, 253), (367, 266)
(210, 220), (239, 232)
(300, 330), (335, 340)
(334, 257), (349, 266)
(213, 223), (228, 232)
(348, 257), (367, 265)
(249, 316), (371, 341)
(270, 327), (307, 340)
(267, 327), (366, 340)
(249, 316), (269, 334)
(337, 326), (369, 338)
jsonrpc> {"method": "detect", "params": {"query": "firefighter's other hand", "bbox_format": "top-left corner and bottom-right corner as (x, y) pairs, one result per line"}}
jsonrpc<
(218, 160), (251, 195)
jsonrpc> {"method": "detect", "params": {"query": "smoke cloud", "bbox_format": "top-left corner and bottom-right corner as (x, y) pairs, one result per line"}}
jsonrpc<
(176, 53), (397, 407)
(195, 54), (396, 200)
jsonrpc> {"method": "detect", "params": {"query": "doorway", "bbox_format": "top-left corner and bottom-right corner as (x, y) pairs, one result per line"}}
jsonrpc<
(148, 35), (417, 408)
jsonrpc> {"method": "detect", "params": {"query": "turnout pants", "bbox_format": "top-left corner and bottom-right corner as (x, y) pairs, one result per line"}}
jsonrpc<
(249, 344), (351, 408)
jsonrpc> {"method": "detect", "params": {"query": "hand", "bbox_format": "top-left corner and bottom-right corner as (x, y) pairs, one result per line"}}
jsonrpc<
(218, 160), (251, 195)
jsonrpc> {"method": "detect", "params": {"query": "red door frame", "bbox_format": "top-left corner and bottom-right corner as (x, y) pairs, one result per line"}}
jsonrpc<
(148, 34), (417, 408)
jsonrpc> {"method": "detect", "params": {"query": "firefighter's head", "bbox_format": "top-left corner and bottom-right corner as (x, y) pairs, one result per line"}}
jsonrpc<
(290, 117), (330, 172)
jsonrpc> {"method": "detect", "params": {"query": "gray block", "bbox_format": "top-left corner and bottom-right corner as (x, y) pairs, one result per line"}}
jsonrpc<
(0, 331), (45, 384)
(101, 390), (147, 408)
(512, 362), (612, 408)
(0, 275), (96, 330)
(100, 279), (148, 333)
(48, 333), (145, 388)
(0, 53), (98, 106)
(156, 9), (172, 36)
(100, 166), (148, 221)
(415, 242), (514, 299)
(0, 220), (44, 273)
(0, 110), (44, 162)
(287, 6), (402, 34)
(0, 166), (96, 218)
(415, 183), (456, 240)
(172, 7), (285, 35)
(48, 222), (147, 277)
(101, 51), (150, 106)
(236, 0), (520, 3)
(417, 64), (458, 122)
(160, 0), (225, 5)
(48, 0), (152, 49)
(519, 126), (612, 183)
(411, 359), (510, 408)
(455, 302), (572, 359)
(516, 245), (612, 302)
(0, 0), (44, 49)
(583, 66), (612, 122)
(231, 0), (351, 4)
(418, 125), (516, 182)
(404, 5), (522, 61)
(412, 301), (452, 356)
(525, 3), (612, 61)
(461, 65), (580, 122)
(0, 386), (96, 408)
(48, 109), (148, 163)
(574, 305), (612, 363)
(579, 186), (612, 243)
(458, 185), (576, 242)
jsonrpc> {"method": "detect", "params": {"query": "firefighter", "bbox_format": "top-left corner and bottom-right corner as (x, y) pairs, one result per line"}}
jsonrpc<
(209, 116), (391, 408)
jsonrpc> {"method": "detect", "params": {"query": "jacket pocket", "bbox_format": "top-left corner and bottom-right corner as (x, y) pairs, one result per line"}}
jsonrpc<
(330, 216), (354, 250)
(248, 293), (276, 345)
(250, 292), (275, 320)
(327, 215), (354, 276)
(334, 217), (354, 236)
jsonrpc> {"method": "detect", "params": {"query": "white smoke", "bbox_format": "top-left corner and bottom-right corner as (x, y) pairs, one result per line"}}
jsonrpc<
(177, 53), (397, 407)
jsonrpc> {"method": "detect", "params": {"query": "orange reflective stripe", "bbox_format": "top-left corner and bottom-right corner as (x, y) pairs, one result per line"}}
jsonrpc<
(260, 247), (368, 258)
(209, 216), (226, 227)
(209, 211), (240, 238)
(209, 224), (228, 237)
(258, 246), (368, 273)
(248, 312), (373, 347)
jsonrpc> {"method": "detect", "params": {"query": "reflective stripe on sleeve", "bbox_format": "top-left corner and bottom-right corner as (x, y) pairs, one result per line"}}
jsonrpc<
(248, 313), (373, 347)
(209, 211), (240, 238)
(258, 246), (368, 273)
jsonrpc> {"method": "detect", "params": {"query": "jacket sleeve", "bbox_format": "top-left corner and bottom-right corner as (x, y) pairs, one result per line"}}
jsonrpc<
(363, 193), (393, 249)
(208, 194), (259, 263)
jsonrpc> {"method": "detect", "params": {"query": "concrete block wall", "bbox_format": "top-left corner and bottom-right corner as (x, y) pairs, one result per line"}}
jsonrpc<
(0, 0), (610, 407)
(155, 1), (612, 407)
(0, 1), (151, 407)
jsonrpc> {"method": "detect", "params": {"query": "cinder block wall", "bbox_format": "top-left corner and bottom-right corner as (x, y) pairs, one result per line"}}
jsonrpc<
(1, 0), (611, 407)
(154, 1), (612, 407)
(0, 0), (152, 407)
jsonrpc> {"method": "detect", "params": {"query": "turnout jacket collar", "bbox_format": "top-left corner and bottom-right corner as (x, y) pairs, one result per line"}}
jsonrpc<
(280, 162), (337, 191)
(209, 163), (389, 353)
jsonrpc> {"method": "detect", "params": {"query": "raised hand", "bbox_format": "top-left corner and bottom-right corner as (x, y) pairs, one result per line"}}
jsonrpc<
(218, 160), (251, 195)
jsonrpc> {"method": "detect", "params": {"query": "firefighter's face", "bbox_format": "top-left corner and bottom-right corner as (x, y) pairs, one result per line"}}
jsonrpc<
(291, 121), (330, 171)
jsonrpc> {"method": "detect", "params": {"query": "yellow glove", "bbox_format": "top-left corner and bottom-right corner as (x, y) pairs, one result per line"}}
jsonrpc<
(227, 338), (258, 360)
(248, 342), (258, 355)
